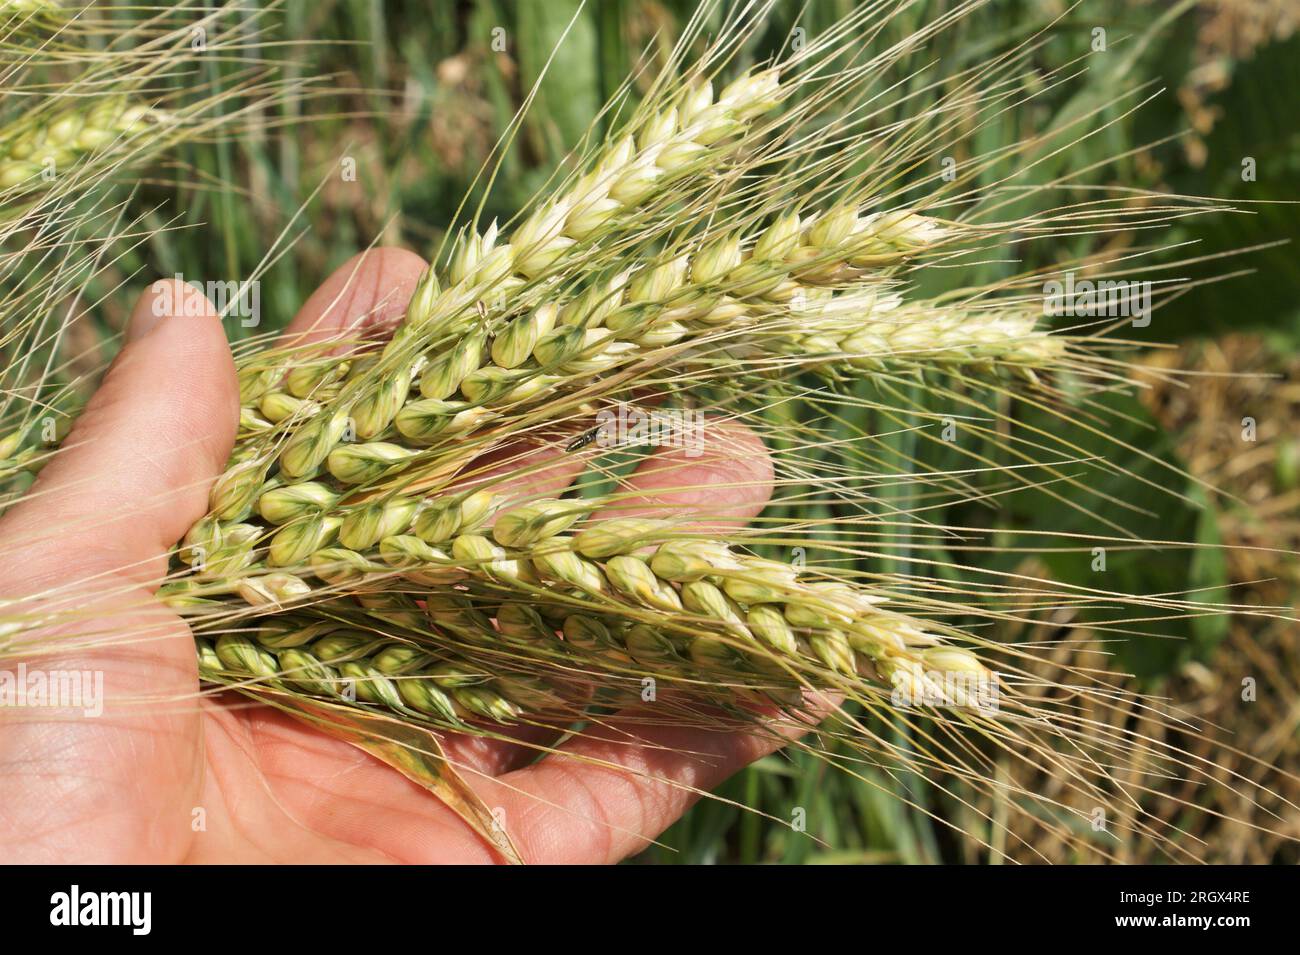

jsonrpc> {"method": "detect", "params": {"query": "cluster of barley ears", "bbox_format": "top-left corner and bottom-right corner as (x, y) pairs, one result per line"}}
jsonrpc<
(1, 0), (1294, 862)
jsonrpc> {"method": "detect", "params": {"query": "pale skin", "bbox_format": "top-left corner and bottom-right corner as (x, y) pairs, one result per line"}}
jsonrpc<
(0, 248), (809, 863)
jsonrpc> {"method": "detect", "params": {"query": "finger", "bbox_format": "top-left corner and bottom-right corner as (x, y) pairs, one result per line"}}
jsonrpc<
(449, 428), (589, 510)
(476, 693), (831, 863)
(0, 280), (238, 590)
(278, 247), (428, 350)
(451, 416), (772, 523)
(590, 416), (774, 532)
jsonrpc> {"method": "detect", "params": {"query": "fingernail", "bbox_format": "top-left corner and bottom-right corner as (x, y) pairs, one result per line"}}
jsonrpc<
(126, 281), (173, 342)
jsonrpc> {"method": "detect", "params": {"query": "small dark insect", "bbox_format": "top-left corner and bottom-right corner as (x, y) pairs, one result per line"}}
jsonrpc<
(565, 426), (602, 453)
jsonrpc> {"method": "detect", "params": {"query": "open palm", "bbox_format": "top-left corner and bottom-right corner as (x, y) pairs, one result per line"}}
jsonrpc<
(0, 249), (799, 863)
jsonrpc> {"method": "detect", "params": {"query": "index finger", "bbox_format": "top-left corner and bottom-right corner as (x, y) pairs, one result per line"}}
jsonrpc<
(278, 247), (429, 350)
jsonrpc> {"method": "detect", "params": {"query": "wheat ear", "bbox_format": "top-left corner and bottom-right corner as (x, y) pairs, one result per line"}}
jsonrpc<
(170, 497), (993, 715)
(0, 97), (170, 190)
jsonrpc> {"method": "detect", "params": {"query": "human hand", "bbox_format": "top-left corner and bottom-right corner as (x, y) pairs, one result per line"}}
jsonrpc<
(0, 248), (802, 863)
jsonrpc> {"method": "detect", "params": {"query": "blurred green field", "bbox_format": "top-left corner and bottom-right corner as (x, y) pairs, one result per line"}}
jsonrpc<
(53, 0), (1300, 862)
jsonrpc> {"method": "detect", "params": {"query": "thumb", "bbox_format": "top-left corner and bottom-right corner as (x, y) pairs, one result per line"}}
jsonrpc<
(0, 279), (239, 591)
